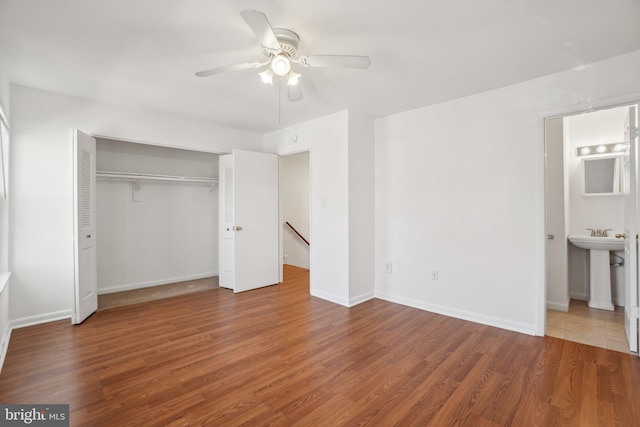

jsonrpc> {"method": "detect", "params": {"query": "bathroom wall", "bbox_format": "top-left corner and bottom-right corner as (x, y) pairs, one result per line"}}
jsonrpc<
(565, 106), (628, 305)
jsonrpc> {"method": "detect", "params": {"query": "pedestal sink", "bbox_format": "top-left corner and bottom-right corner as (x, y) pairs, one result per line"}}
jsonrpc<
(567, 234), (624, 311)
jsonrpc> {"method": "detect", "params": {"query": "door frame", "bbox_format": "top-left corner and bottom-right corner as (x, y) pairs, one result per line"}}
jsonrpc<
(279, 150), (311, 278)
(539, 93), (640, 344)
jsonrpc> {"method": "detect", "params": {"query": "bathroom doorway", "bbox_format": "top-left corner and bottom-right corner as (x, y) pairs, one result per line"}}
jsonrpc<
(545, 103), (639, 353)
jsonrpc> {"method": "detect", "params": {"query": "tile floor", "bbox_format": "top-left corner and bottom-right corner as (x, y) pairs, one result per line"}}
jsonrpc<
(546, 299), (631, 354)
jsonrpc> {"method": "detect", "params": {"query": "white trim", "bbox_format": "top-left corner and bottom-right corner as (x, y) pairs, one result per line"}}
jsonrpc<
(546, 300), (569, 312)
(98, 272), (218, 295)
(11, 310), (73, 330)
(310, 288), (349, 307)
(570, 291), (589, 301)
(376, 292), (538, 336)
(349, 291), (375, 307)
(92, 133), (228, 155)
(538, 92), (640, 337)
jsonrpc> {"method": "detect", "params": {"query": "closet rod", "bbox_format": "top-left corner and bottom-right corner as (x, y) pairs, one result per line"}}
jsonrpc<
(96, 171), (218, 185)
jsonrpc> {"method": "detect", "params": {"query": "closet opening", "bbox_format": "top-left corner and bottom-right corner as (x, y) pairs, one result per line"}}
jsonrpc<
(95, 138), (221, 309)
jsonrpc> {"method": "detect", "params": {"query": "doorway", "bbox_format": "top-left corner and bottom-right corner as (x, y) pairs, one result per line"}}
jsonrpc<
(95, 138), (220, 304)
(280, 152), (310, 272)
(545, 104), (638, 353)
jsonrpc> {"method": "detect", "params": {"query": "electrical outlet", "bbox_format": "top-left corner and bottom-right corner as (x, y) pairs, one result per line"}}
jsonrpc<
(386, 262), (392, 273)
(431, 270), (438, 280)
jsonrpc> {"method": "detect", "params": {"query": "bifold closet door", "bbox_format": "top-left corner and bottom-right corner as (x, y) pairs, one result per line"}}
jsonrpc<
(72, 129), (98, 324)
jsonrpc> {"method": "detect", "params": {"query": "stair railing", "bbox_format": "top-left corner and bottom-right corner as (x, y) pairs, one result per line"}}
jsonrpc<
(284, 221), (309, 246)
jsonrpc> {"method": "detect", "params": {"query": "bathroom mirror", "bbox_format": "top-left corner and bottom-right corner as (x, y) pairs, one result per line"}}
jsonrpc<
(582, 155), (622, 196)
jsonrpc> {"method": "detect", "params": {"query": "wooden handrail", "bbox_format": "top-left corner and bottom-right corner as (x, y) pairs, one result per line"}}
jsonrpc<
(285, 221), (309, 246)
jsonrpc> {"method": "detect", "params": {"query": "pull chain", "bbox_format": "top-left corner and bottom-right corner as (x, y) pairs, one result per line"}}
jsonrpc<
(278, 78), (282, 125)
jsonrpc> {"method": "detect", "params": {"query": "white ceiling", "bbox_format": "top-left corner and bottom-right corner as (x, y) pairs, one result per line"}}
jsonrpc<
(1, 0), (639, 134)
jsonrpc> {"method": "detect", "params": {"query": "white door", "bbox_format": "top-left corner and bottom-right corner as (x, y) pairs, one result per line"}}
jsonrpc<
(218, 154), (234, 289)
(623, 104), (639, 352)
(72, 129), (98, 324)
(545, 117), (569, 312)
(219, 149), (280, 293)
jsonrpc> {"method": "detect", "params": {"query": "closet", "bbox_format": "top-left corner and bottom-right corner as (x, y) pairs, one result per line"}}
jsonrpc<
(95, 138), (219, 294)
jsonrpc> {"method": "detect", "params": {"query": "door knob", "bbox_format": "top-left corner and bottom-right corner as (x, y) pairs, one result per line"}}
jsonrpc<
(234, 226), (242, 231)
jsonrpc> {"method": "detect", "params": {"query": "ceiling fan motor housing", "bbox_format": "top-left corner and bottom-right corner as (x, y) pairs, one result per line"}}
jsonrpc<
(263, 28), (300, 58)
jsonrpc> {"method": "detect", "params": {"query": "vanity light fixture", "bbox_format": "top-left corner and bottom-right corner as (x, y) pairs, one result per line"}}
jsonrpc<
(576, 142), (626, 157)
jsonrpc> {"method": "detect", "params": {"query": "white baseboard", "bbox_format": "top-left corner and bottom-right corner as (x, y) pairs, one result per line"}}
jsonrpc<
(349, 291), (375, 307)
(569, 291), (589, 301)
(546, 300), (570, 312)
(310, 288), (349, 307)
(10, 309), (72, 330)
(375, 292), (537, 336)
(308, 289), (374, 308)
(98, 272), (218, 295)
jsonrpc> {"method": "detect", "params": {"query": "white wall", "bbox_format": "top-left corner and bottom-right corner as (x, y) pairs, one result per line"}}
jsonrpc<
(96, 139), (219, 293)
(0, 54), (11, 372)
(376, 50), (640, 335)
(565, 107), (628, 304)
(264, 110), (375, 306)
(289, 112), (351, 304)
(9, 85), (262, 327)
(348, 113), (375, 303)
(566, 108), (627, 235)
(281, 152), (310, 269)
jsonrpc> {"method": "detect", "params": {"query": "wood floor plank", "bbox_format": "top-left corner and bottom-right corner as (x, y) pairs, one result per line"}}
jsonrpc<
(1, 265), (639, 426)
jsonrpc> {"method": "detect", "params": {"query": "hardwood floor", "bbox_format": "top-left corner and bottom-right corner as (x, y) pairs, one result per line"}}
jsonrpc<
(1, 265), (640, 426)
(98, 276), (219, 310)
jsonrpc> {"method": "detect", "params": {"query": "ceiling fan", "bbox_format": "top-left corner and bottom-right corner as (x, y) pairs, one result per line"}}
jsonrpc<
(195, 9), (371, 102)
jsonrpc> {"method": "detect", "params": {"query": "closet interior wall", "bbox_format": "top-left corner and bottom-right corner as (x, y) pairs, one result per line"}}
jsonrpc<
(96, 138), (219, 294)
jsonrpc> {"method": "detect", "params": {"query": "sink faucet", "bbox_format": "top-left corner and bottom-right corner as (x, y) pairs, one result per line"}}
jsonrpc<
(587, 228), (612, 237)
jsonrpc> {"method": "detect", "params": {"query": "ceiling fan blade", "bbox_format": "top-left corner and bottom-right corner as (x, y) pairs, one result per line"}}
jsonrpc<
(298, 55), (371, 69)
(240, 9), (281, 51)
(195, 62), (263, 77)
(288, 84), (303, 102)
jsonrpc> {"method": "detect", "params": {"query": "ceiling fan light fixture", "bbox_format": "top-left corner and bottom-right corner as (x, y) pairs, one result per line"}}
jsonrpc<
(286, 72), (301, 86)
(270, 54), (291, 76)
(259, 68), (274, 85)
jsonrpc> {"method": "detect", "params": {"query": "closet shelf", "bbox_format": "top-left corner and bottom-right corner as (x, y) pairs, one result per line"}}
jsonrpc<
(97, 171), (218, 186)
(96, 171), (218, 201)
